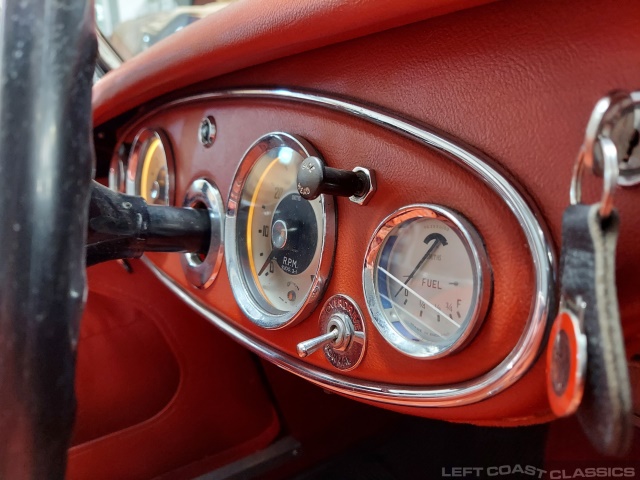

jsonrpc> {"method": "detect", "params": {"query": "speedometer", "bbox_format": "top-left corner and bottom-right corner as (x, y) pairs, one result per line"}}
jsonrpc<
(226, 133), (336, 329)
(363, 204), (492, 358)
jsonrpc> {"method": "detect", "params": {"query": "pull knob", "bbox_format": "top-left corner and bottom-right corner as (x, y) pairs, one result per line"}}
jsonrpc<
(297, 156), (370, 200)
(296, 328), (339, 358)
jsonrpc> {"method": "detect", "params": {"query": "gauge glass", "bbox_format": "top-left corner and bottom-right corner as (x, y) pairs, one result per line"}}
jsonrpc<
(127, 129), (174, 205)
(226, 133), (335, 329)
(364, 205), (491, 358)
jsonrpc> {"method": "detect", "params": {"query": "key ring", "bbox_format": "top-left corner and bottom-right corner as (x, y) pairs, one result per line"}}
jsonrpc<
(582, 90), (636, 177)
(570, 136), (619, 219)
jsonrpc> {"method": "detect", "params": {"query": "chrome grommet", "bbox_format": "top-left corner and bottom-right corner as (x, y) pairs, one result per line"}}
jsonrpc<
(199, 116), (217, 148)
(180, 178), (224, 289)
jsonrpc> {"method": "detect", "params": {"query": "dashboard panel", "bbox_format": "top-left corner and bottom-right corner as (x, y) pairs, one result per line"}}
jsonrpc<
(95, 0), (640, 426)
(109, 92), (553, 423)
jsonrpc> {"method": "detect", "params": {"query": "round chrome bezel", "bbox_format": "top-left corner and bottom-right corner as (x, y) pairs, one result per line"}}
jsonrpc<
(181, 178), (225, 290)
(225, 132), (336, 329)
(108, 145), (126, 193)
(363, 204), (492, 359)
(126, 128), (175, 205)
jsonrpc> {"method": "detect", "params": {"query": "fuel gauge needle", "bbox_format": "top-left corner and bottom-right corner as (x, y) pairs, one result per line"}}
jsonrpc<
(394, 232), (447, 297)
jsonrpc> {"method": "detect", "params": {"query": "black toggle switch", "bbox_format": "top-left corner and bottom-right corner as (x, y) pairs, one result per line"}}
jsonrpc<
(297, 156), (369, 200)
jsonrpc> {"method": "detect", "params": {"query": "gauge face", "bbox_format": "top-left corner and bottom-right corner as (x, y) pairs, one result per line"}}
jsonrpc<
(127, 129), (174, 205)
(226, 133), (336, 329)
(364, 205), (491, 358)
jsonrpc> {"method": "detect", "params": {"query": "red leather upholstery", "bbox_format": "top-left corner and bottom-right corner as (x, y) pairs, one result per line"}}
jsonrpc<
(68, 261), (279, 479)
(72, 290), (180, 445)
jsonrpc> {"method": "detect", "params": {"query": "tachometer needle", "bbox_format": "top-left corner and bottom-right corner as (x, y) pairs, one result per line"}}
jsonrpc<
(393, 232), (447, 297)
(258, 250), (277, 276)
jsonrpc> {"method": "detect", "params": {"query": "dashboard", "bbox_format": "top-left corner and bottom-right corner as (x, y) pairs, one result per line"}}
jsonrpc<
(94, 0), (640, 426)
(107, 90), (554, 423)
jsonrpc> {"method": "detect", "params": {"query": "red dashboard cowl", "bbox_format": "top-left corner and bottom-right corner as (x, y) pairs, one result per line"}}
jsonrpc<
(92, 0), (496, 126)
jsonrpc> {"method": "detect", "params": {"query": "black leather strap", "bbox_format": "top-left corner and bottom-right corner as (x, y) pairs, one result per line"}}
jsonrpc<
(560, 203), (632, 455)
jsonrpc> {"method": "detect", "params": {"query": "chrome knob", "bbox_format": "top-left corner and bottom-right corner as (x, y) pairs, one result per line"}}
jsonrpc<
(297, 157), (376, 205)
(297, 156), (366, 200)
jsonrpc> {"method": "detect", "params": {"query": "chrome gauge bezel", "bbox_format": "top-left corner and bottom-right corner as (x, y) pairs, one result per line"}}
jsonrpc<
(181, 178), (225, 290)
(108, 144), (126, 193)
(363, 204), (492, 359)
(126, 128), (175, 205)
(225, 132), (336, 329)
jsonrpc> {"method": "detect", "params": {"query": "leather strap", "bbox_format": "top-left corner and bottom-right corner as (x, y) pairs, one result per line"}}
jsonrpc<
(560, 203), (632, 455)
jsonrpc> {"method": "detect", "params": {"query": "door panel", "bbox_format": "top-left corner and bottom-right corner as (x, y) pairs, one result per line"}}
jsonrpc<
(68, 261), (280, 480)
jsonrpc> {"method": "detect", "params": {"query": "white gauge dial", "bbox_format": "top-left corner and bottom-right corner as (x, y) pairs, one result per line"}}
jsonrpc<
(127, 129), (174, 206)
(244, 155), (322, 312)
(138, 136), (170, 204)
(364, 205), (491, 358)
(226, 133), (336, 329)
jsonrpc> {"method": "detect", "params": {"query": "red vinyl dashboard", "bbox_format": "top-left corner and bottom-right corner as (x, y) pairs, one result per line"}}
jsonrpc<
(93, 0), (640, 427)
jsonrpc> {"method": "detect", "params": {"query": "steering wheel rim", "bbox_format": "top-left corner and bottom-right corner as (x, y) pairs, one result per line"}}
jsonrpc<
(0, 0), (96, 477)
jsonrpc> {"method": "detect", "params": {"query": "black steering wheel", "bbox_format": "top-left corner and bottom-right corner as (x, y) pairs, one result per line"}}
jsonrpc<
(0, 0), (96, 477)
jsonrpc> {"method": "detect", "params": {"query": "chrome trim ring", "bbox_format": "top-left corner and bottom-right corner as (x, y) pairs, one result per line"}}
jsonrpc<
(319, 294), (367, 371)
(124, 88), (555, 407)
(108, 146), (126, 193)
(181, 178), (225, 289)
(225, 132), (336, 329)
(363, 204), (492, 359)
(126, 128), (175, 206)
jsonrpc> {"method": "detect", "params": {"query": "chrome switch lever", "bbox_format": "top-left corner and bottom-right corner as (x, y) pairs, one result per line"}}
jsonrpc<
(296, 313), (354, 358)
(298, 295), (367, 370)
(296, 328), (339, 358)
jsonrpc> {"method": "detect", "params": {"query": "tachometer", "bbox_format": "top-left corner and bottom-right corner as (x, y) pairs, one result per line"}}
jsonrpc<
(127, 128), (174, 205)
(363, 204), (492, 358)
(226, 133), (336, 329)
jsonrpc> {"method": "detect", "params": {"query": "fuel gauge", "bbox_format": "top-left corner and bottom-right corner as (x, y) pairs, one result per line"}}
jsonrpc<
(363, 204), (492, 358)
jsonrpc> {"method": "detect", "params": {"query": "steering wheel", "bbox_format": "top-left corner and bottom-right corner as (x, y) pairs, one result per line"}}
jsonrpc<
(0, 0), (96, 477)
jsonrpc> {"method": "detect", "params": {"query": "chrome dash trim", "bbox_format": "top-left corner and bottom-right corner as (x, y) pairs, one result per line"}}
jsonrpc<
(130, 88), (556, 407)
